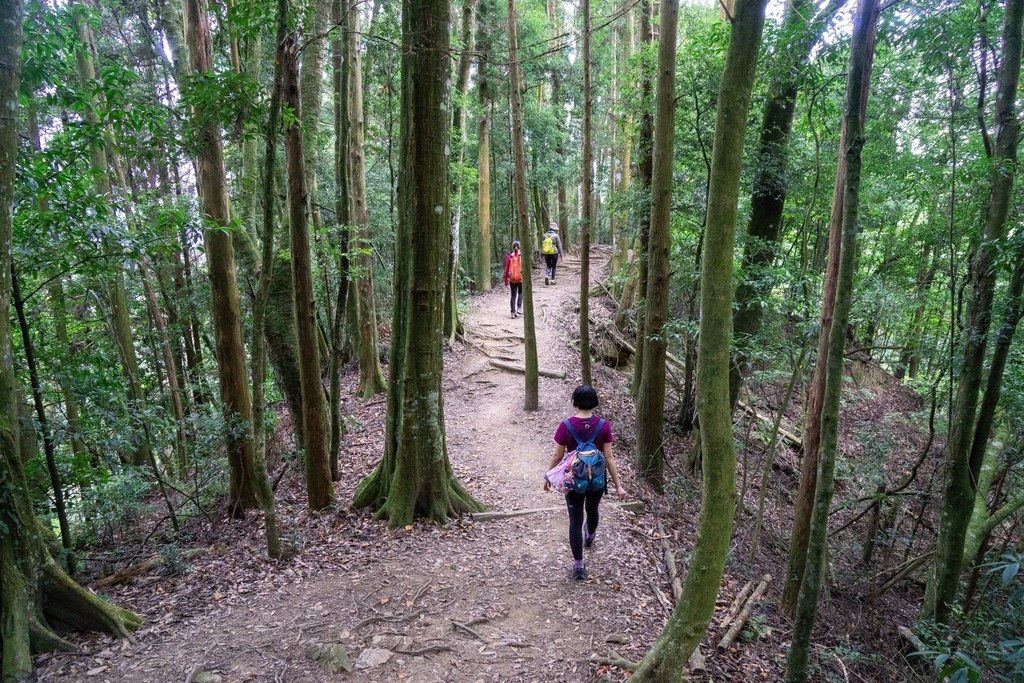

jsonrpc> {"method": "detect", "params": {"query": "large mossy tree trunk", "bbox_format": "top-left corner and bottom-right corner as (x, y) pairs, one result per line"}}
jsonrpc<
(634, 0), (679, 490)
(1, 8), (142, 677)
(784, 2), (876, 680)
(283, 33), (335, 512)
(630, 0), (768, 678)
(508, 0), (540, 410)
(728, 0), (835, 409)
(184, 0), (262, 517)
(923, 0), (1024, 624)
(782, 3), (879, 613)
(348, 6), (388, 400)
(630, 0), (654, 397)
(352, 0), (483, 525)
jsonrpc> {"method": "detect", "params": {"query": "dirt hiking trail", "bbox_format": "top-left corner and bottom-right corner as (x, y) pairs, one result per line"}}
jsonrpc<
(40, 247), (660, 683)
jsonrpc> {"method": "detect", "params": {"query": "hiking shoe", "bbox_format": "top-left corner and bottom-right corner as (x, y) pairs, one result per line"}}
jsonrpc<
(572, 561), (586, 581)
(544, 276), (550, 285)
(584, 530), (595, 548)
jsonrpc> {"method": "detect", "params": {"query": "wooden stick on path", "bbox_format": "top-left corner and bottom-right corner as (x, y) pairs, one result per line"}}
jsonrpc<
(488, 359), (566, 379)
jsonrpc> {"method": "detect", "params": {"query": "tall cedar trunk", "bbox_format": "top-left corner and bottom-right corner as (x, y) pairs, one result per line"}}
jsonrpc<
(159, 0), (307, 448)
(250, 0), (289, 558)
(352, 0), (482, 523)
(11, 268), (73, 570)
(71, 5), (151, 468)
(549, 0), (570, 252)
(924, 0), (1024, 623)
(239, 33), (263, 239)
(631, 0), (768, 677)
(784, 2), (876, 680)
(329, 0), (352, 479)
(634, 0), (679, 489)
(782, 4), (879, 613)
(1, 8), (142, 677)
(445, 0), (478, 337)
(183, 0), (262, 516)
(476, 0), (493, 291)
(729, 0), (823, 408)
(283, 34), (335, 511)
(139, 260), (188, 474)
(578, 0), (594, 385)
(508, 0), (541, 410)
(349, 7), (388, 399)
(301, 0), (328, 236)
(631, 0), (655, 397)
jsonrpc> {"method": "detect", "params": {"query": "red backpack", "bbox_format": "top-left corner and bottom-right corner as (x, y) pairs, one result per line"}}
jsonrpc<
(508, 253), (522, 283)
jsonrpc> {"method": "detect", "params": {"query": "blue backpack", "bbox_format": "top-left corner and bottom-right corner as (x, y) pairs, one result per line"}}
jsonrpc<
(563, 418), (607, 493)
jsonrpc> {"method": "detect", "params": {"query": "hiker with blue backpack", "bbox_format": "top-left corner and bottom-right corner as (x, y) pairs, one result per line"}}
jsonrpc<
(543, 385), (626, 580)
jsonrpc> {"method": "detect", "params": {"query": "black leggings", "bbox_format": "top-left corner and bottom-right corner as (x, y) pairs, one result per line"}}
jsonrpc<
(545, 253), (558, 279)
(565, 489), (604, 561)
(510, 282), (523, 312)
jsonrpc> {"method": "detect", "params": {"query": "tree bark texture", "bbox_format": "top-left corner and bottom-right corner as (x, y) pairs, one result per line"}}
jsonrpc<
(783, 2), (879, 613)
(508, 0), (540, 410)
(924, 0), (1024, 623)
(348, 7), (387, 400)
(445, 0), (478, 338)
(352, 0), (482, 524)
(631, 1), (768, 677)
(579, 0), (594, 385)
(476, 0), (493, 292)
(183, 0), (262, 516)
(634, 0), (679, 490)
(283, 34), (335, 512)
(784, 2), (876, 680)
(631, 0), (654, 397)
(329, 0), (352, 479)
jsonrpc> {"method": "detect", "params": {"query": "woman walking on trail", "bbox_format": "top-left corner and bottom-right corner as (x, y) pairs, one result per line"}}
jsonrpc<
(503, 240), (524, 319)
(544, 385), (627, 580)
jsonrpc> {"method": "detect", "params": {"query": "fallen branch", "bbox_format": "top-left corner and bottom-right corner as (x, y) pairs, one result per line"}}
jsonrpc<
(94, 548), (205, 587)
(647, 576), (672, 614)
(656, 522), (683, 603)
(590, 650), (639, 671)
(488, 359), (565, 379)
(469, 500), (644, 523)
(737, 401), (802, 449)
(689, 646), (707, 672)
(869, 551), (933, 599)
(716, 574), (771, 653)
(353, 607), (428, 631)
(394, 644), (451, 656)
(898, 625), (926, 654)
(720, 580), (754, 632)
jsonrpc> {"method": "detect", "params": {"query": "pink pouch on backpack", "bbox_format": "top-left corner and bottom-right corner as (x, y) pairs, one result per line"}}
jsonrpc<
(545, 451), (576, 493)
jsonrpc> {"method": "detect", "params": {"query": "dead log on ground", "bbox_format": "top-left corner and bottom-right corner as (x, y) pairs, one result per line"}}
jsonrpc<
(94, 548), (205, 587)
(716, 574), (771, 652)
(488, 359), (565, 379)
